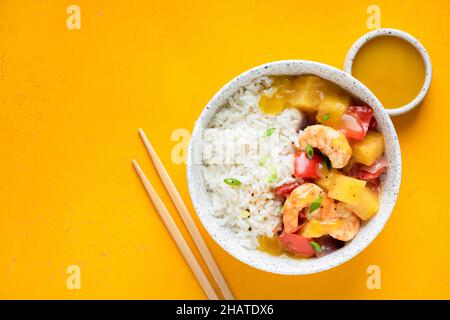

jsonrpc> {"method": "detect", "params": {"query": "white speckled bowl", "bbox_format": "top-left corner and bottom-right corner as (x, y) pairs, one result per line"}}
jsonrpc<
(187, 60), (401, 275)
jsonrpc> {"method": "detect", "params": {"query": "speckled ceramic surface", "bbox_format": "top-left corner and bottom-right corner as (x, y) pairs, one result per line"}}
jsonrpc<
(344, 28), (432, 117)
(187, 60), (401, 275)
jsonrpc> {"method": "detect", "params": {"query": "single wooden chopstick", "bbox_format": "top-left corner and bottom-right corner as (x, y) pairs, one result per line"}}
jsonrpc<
(132, 159), (219, 300)
(138, 128), (234, 300)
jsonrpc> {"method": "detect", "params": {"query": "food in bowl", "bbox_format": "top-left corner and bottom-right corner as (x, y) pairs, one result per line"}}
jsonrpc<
(202, 75), (386, 259)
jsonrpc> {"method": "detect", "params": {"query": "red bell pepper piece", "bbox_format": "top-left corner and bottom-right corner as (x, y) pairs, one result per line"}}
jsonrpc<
(293, 151), (321, 179)
(338, 113), (365, 140)
(338, 106), (374, 141)
(274, 181), (301, 197)
(278, 232), (316, 258)
(348, 106), (373, 134)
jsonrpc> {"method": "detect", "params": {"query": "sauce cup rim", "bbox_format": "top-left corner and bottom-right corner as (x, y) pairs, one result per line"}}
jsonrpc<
(343, 28), (432, 117)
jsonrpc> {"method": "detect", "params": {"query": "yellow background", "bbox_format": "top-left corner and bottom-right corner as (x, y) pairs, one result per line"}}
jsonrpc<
(0, 0), (449, 299)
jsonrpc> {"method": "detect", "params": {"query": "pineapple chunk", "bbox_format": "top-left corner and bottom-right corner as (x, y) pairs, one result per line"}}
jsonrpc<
(315, 168), (339, 191)
(347, 187), (380, 220)
(259, 77), (291, 115)
(259, 93), (286, 115)
(316, 95), (350, 126)
(328, 174), (366, 206)
(352, 131), (385, 166)
(287, 76), (323, 112)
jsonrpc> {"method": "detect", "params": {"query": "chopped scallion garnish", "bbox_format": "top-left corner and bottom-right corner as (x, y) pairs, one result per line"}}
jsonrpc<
(224, 178), (241, 186)
(259, 155), (269, 166)
(268, 165), (277, 183)
(306, 144), (314, 160)
(310, 241), (322, 253)
(263, 127), (276, 137)
(309, 196), (323, 213)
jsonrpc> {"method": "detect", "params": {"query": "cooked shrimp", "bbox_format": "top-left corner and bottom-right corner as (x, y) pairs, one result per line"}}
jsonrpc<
(328, 214), (360, 241)
(298, 125), (352, 168)
(309, 196), (335, 221)
(301, 201), (360, 241)
(282, 183), (324, 234)
(329, 202), (360, 241)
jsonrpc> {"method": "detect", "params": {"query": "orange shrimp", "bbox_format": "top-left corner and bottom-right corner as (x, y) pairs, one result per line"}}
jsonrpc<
(282, 183), (325, 234)
(298, 125), (352, 168)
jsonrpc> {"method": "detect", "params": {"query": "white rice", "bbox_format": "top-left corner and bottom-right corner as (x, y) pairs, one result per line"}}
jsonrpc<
(202, 77), (305, 249)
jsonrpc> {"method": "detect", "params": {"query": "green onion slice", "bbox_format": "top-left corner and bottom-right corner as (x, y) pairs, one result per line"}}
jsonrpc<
(309, 196), (323, 213)
(322, 113), (331, 121)
(259, 155), (269, 166)
(268, 165), (277, 183)
(306, 144), (314, 160)
(224, 178), (241, 186)
(310, 241), (322, 253)
(263, 127), (276, 137)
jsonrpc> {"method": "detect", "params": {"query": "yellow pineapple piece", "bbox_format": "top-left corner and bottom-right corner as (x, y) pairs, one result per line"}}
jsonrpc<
(287, 75), (323, 112)
(315, 167), (339, 191)
(328, 174), (366, 206)
(259, 92), (286, 115)
(316, 95), (350, 126)
(259, 77), (292, 115)
(352, 131), (385, 166)
(347, 187), (380, 220)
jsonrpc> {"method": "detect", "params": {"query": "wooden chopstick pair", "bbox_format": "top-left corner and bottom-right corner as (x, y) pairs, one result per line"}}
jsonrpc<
(132, 128), (234, 300)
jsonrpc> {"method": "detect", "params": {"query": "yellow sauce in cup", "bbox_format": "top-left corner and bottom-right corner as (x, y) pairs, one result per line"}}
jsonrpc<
(351, 36), (426, 109)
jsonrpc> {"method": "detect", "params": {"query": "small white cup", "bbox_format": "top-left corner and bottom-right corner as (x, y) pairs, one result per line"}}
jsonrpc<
(344, 28), (432, 117)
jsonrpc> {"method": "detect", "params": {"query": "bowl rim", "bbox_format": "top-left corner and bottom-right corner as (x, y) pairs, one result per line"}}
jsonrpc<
(187, 60), (402, 275)
(343, 28), (432, 117)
